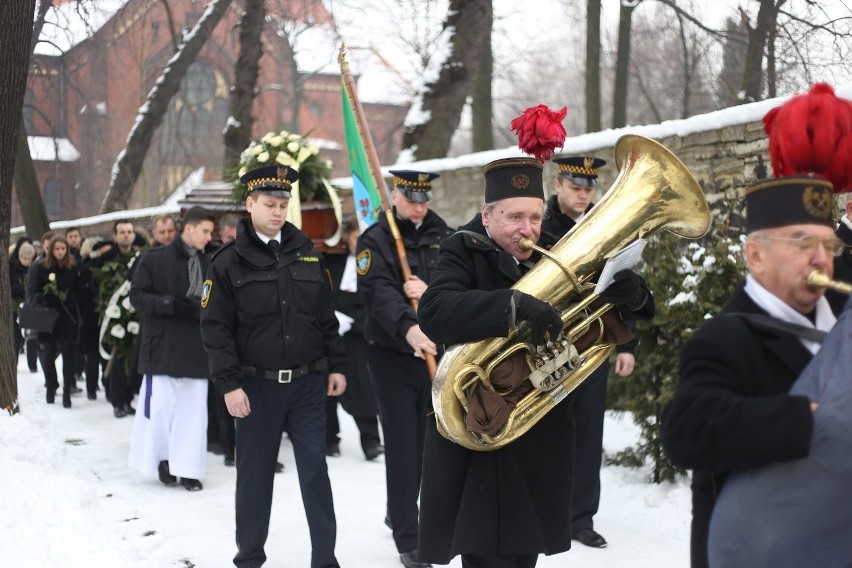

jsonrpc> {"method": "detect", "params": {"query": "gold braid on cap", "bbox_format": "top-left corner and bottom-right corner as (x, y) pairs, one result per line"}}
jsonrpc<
(393, 176), (432, 189)
(558, 163), (598, 177)
(246, 177), (292, 192)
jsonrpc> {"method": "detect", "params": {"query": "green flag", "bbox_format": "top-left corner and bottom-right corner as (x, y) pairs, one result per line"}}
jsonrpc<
(341, 85), (382, 228)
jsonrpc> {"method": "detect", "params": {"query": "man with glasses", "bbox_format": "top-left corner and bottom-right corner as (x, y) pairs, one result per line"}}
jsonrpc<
(661, 175), (840, 568)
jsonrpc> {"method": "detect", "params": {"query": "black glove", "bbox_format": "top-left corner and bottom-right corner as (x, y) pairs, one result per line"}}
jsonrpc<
(513, 290), (563, 347)
(599, 269), (648, 312)
(173, 297), (200, 318)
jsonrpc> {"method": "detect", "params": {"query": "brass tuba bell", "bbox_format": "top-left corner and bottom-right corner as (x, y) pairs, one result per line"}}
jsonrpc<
(432, 134), (712, 450)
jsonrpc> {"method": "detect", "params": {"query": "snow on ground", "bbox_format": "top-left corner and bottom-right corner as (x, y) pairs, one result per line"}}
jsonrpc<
(1, 358), (691, 567)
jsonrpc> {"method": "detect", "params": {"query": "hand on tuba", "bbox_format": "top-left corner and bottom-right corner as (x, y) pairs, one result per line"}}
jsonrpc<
(512, 290), (563, 346)
(599, 269), (653, 316)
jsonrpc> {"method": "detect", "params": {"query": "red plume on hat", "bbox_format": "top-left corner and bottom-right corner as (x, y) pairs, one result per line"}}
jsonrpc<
(763, 83), (852, 193)
(510, 104), (568, 163)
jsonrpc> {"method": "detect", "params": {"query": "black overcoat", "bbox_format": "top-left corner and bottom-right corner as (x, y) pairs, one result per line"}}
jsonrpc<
(26, 262), (81, 344)
(660, 284), (815, 568)
(129, 237), (210, 379)
(417, 214), (575, 563)
(825, 222), (852, 315)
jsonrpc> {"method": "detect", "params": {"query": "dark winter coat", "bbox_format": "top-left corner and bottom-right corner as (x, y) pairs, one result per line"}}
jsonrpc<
(825, 221), (852, 315)
(660, 284), (815, 568)
(129, 237), (210, 379)
(26, 262), (82, 344)
(416, 214), (575, 562)
(9, 258), (28, 306)
(356, 208), (453, 354)
(201, 218), (346, 395)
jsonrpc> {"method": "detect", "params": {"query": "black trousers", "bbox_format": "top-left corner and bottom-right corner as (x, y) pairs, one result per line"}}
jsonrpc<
(233, 374), (338, 568)
(325, 397), (381, 453)
(39, 341), (76, 394)
(571, 361), (609, 532)
(368, 346), (430, 554)
(107, 355), (133, 408)
(25, 332), (39, 372)
(461, 553), (538, 568)
(214, 388), (236, 459)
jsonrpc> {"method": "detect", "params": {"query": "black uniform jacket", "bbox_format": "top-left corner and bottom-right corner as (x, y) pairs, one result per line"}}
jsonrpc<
(356, 208), (453, 353)
(661, 284), (815, 567)
(417, 214), (575, 562)
(129, 237), (209, 379)
(201, 218), (346, 395)
(826, 222), (852, 315)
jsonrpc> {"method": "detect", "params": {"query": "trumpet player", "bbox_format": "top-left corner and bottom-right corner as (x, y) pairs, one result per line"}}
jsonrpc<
(417, 157), (653, 568)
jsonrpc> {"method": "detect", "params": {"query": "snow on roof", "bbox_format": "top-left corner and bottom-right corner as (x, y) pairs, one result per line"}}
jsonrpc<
(331, 82), (852, 187)
(35, 0), (126, 56)
(27, 136), (81, 162)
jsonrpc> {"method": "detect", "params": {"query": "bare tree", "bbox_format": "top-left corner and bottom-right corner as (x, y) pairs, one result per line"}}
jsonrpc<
(402, 0), (492, 160)
(586, 0), (602, 132)
(1, 0), (37, 413)
(471, 17), (494, 152)
(612, 0), (644, 128)
(99, 0), (233, 214)
(222, 0), (265, 177)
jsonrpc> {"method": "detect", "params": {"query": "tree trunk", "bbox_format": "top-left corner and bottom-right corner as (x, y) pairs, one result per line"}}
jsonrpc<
(1, 0), (37, 414)
(14, 122), (49, 238)
(222, 0), (264, 178)
(741, 0), (781, 103)
(401, 0), (492, 160)
(612, 1), (641, 129)
(99, 0), (233, 213)
(471, 19), (493, 152)
(585, 0), (602, 133)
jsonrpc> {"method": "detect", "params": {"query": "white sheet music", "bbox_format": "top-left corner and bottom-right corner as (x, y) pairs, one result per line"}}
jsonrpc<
(594, 239), (647, 295)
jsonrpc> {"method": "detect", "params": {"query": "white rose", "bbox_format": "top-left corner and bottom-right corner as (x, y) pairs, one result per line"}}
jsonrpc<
(252, 145), (264, 156)
(323, 159), (333, 170)
(279, 130), (290, 138)
(121, 297), (135, 312)
(261, 131), (275, 143)
(127, 321), (140, 335)
(238, 166), (248, 177)
(287, 141), (300, 153)
(289, 134), (302, 141)
(308, 144), (320, 156)
(110, 324), (126, 339)
(48, 273), (56, 282)
(269, 136), (283, 148)
(105, 305), (121, 319)
(258, 151), (270, 163)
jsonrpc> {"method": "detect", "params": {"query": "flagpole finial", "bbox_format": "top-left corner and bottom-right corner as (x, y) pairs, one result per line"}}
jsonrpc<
(338, 43), (347, 66)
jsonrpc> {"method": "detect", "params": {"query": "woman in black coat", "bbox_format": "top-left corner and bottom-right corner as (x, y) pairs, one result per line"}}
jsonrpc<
(9, 237), (34, 365)
(26, 235), (82, 407)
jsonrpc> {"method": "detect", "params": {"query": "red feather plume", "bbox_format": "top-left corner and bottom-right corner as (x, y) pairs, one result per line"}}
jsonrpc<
(763, 83), (852, 193)
(510, 105), (568, 162)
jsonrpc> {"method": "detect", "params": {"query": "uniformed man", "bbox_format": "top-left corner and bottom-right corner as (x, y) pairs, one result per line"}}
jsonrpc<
(200, 165), (347, 568)
(542, 156), (638, 548)
(825, 198), (852, 315)
(417, 157), (653, 568)
(356, 169), (453, 568)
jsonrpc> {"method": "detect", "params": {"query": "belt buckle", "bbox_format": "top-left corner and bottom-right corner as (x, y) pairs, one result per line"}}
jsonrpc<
(277, 369), (292, 384)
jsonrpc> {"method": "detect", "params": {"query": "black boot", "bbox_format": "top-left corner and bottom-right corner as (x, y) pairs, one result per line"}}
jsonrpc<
(180, 478), (203, 491)
(62, 391), (71, 408)
(158, 460), (177, 486)
(46, 389), (55, 404)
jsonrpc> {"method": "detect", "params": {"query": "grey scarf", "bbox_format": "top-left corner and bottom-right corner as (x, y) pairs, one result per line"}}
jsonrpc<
(186, 246), (203, 299)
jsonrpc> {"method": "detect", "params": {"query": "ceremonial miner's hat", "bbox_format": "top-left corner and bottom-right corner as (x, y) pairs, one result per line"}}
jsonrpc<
(553, 156), (607, 187)
(483, 158), (545, 203)
(240, 165), (299, 199)
(389, 170), (439, 203)
(745, 175), (835, 233)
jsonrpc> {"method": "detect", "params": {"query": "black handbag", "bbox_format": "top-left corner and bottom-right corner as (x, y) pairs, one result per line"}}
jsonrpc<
(18, 302), (60, 333)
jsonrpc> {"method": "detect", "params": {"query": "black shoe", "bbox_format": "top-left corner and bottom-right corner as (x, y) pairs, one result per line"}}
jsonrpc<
(87, 392), (97, 401)
(224, 456), (235, 467)
(326, 442), (340, 457)
(158, 460), (177, 486)
(275, 461), (285, 473)
(62, 392), (72, 408)
(113, 406), (127, 418)
(208, 442), (224, 455)
(69, 385), (82, 394)
(384, 513), (392, 530)
(180, 477), (203, 491)
(123, 403), (136, 415)
(364, 444), (384, 461)
(46, 390), (56, 404)
(399, 550), (431, 568)
(573, 528), (607, 548)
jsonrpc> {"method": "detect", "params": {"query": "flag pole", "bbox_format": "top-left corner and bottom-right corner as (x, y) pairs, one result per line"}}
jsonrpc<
(338, 44), (436, 381)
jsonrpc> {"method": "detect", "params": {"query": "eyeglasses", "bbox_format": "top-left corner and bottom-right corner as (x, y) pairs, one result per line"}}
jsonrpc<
(753, 234), (848, 257)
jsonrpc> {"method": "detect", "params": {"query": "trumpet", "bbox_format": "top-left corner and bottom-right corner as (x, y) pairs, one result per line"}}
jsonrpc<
(807, 271), (852, 295)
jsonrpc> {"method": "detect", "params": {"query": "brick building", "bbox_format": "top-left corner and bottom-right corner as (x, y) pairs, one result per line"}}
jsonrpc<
(20, 0), (409, 226)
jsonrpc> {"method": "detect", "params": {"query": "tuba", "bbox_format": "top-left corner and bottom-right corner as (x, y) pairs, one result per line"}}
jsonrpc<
(432, 135), (712, 450)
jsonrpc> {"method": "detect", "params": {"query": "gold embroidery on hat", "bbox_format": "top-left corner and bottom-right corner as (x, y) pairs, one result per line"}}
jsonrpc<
(803, 186), (832, 219)
(418, 173), (429, 183)
(511, 174), (530, 190)
(583, 157), (594, 169)
(276, 166), (289, 179)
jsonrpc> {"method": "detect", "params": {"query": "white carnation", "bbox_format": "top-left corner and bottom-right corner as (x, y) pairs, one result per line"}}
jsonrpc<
(127, 321), (140, 335)
(258, 151), (270, 163)
(121, 297), (135, 312)
(279, 130), (290, 138)
(287, 141), (300, 153)
(251, 144), (264, 156)
(110, 324), (126, 339)
(105, 305), (121, 319)
(261, 131), (275, 143)
(238, 166), (248, 177)
(269, 136), (283, 147)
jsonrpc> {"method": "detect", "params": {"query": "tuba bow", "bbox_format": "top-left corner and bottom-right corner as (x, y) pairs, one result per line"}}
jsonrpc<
(432, 135), (712, 450)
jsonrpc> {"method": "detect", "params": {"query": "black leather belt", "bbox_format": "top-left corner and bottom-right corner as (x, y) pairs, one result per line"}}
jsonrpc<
(243, 359), (328, 383)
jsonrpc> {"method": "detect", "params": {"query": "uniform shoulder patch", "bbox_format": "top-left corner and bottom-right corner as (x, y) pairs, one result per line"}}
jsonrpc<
(201, 279), (213, 309)
(356, 250), (371, 276)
